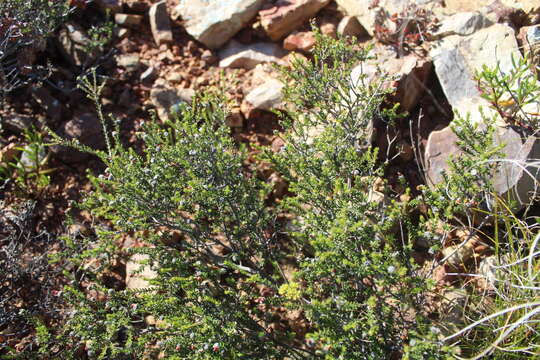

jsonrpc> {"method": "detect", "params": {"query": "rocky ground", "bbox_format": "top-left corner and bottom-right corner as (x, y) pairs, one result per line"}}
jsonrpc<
(1, 0), (540, 355)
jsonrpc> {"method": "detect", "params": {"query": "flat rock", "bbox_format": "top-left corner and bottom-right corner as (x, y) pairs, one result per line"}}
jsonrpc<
(218, 41), (286, 69)
(430, 23), (520, 124)
(283, 31), (316, 52)
(150, 85), (195, 122)
(149, 1), (173, 46)
(425, 125), (540, 210)
(172, 0), (264, 49)
(260, 0), (331, 41)
(241, 79), (284, 118)
(433, 11), (493, 39)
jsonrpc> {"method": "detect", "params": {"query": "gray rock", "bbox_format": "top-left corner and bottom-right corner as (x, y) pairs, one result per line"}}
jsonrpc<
(241, 79), (284, 117)
(433, 11), (493, 39)
(337, 16), (366, 38)
(150, 85), (195, 122)
(425, 125), (540, 210)
(172, 0), (264, 49)
(219, 41), (286, 69)
(57, 22), (99, 67)
(260, 0), (331, 41)
(430, 23), (520, 124)
(149, 1), (173, 46)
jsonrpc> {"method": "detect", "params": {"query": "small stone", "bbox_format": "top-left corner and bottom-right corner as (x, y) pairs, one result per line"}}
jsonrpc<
(116, 54), (141, 70)
(201, 50), (217, 64)
(114, 27), (130, 40)
(337, 16), (366, 37)
(19, 144), (46, 171)
(283, 31), (316, 52)
(441, 242), (475, 269)
(140, 66), (158, 86)
(219, 41), (286, 69)
(57, 22), (99, 67)
(149, 1), (173, 46)
(126, 254), (158, 291)
(114, 13), (143, 28)
(241, 79), (284, 118)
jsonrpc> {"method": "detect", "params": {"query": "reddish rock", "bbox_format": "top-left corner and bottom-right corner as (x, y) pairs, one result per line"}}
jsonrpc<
(149, 1), (173, 46)
(283, 31), (316, 52)
(260, 0), (331, 41)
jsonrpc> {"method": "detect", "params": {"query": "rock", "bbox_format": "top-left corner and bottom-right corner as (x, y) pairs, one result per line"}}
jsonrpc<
(425, 125), (540, 210)
(477, 255), (498, 291)
(337, 16), (366, 37)
(150, 85), (195, 122)
(201, 49), (217, 65)
(172, 0), (264, 49)
(19, 144), (47, 171)
(126, 254), (158, 291)
(31, 87), (62, 123)
(241, 79), (284, 118)
(114, 13), (143, 28)
(62, 113), (106, 150)
(430, 23), (520, 124)
(438, 288), (468, 337)
(433, 11), (493, 39)
(149, 1), (173, 46)
(351, 46), (432, 112)
(114, 27), (130, 40)
(441, 242), (475, 269)
(260, 0), (331, 41)
(335, 0), (422, 37)
(140, 66), (158, 86)
(115, 54), (141, 71)
(93, 0), (121, 14)
(219, 41), (286, 69)
(1, 114), (35, 133)
(50, 113), (106, 163)
(320, 22), (337, 38)
(518, 25), (540, 59)
(57, 22), (98, 67)
(283, 31), (316, 52)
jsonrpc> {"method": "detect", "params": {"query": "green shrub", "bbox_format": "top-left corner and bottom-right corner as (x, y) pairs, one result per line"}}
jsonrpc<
(50, 33), (451, 359)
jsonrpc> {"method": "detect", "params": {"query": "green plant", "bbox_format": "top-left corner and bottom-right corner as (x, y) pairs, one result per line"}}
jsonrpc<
(46, 33), (454, 359)
(0, 127), (55, 198)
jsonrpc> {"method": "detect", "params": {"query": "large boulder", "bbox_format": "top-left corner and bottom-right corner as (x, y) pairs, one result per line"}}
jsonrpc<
(425, 125), (540, 210)
(172, 0), (264, 49)
(218, 41), (286, 69)
(430, 23), (520, 124)
(259, 0), (331, 41)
